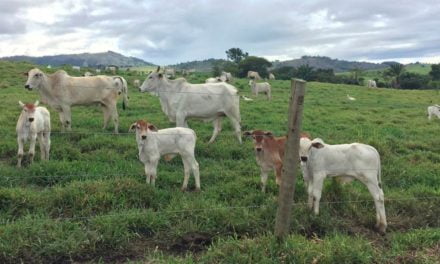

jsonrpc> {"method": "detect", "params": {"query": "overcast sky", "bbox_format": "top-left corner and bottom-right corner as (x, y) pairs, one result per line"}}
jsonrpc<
(0, 0), (439, 65)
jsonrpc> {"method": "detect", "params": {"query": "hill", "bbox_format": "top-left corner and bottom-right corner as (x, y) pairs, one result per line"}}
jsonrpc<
(0, 51), (155, 67)
(168, 58), (227, 72)
(272, 56), (390, 72)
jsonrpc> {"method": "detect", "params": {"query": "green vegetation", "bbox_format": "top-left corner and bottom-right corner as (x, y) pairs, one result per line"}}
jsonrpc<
(0, 60), (439, 262)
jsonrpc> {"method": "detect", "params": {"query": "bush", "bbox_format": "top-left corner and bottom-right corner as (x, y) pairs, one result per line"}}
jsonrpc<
(238, 56), (272, 78)
(400, 72), (430, 89)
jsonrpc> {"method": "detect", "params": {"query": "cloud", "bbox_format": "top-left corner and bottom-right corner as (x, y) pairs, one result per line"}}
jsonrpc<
(0, 0), (439, 64)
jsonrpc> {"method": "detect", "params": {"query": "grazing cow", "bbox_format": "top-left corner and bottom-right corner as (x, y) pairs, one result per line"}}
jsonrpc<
(269, 73), (275, 80)
(106, 66), (117, 74)
(247, 71), (261, 80)
(133, 79), (141, 88)
(244, 130), (286, 192)
(84, 71), (93, 77)
(164, 68), (175, 78)
(72, 66), (80, 71)
(24, 68), (128, 133)
(205, 77), (222, 83)
(428, 105), (440, 120)
(16, 101), (51, 168)
(139, 67), (242, 144)
(221, 71), (233, 82)
(249, 79), (271, 100)
(299, 136), (387, 233)
(95, 69), (101, 73)
(129, 120), (200, 191)
(367, 80), (377, 88)
(241, 95), (253, 101)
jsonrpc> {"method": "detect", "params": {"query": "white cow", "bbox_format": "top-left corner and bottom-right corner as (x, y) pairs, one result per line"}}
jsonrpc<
(139, 67), (242, 144)
(247, 71), (261, 80)
(164, 68), (175, 78)
(72, 66), (81, 71)
(16, 101), (51, 168)
(299, 136), (387, 233)
(221, 71), (233, 82)
(84, 71), (93, 77)
(129, 120), (200, 191)
(428, 105), (440, 120)
(249, 79), (271, 100)
(95, 69), (101, 74)
(133, 79), (141, 88)
(24, 68), (128, 133)
(269, 73), (275, 80)
(367, 80), (377, 88)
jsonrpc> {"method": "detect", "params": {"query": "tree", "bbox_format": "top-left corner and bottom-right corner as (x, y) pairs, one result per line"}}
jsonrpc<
(429, 64), (440, 80)
(237, 56), (272, 78)
(226, 48), (249, 64)
(385, 63), (405, 88)
(296, 64), (314, 81)
(272, 66), (296, 80)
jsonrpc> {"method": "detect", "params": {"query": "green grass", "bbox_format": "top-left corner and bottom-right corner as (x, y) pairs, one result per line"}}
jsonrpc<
(0, 60), (439, 263)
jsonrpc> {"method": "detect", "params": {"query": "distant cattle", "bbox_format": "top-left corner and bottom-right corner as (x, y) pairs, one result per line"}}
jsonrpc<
(16, 101), (51, 168)
(133, 79), (141, 88)
(129, 120), (200, 190)
(347, 94), (356, 101)
(221, 71), (233, 82)
(83, 71), (93, 77)
(72, 66), (81, 71)
(106, 66), (117, 74)
(244, 130), (286, 192)
(164, 68), (175, 78)
(24, 68), (128, 133)
(367, 80), (377, 88)
(269, 73), (275, 80)
(139, 67), (242, 144)
(205, 77), (222, 83)
(249, 79), (271, 100)
(95, 69), (101, 74)
(428, 105), (440, 120)
(299, 135), (387, 233)
(247, 71), (261, 80)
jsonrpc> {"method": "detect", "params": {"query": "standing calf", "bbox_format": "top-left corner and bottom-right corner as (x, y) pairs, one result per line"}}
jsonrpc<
(299, 135), (387, 233)
(129, 120), (200, 191)
(244, 130), (285, 192)
(249, 79), (271, 100)
(16, 101), (51, 167)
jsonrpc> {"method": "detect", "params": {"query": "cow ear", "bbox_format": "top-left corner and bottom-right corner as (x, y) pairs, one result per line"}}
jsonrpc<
(147, 124), (158, 132)
(264, 131), (274, 138)
(243, 131), (253, 136)
(22, 72), (28, 77)
(34, 100), (39, 107)
(300, 132), (311, 139)
(156, 66), (160, 72)
(128, 123), (137, 132)
(19, 101), (25, 107)
(158, 73), (163, 79)
(312, 142), (324, 149)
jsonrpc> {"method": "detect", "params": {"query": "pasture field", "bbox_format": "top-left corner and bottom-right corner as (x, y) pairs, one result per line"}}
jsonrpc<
(0, 60), (439, 263)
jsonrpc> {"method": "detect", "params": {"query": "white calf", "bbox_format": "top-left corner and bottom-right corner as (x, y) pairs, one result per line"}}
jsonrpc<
(249, 79), (271, 100)
(299, 136), (387, 233)
(205, 77), (222, 83)
(427, 105), (440, 120)
(129, 120), (200, 191)
(16, 101), (51, 167)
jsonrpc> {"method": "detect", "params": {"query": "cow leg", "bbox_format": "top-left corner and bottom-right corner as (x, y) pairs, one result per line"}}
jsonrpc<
(17, 138), (24, 168)
(45, 132), (51, 160)
(228, 117), (242, 144)
(101, 105), (111, 130)
(311, 173), (325, 215)
(176, 113), (187, 128)
(28, 134), (37, 165)
(274, 160), (283, 186)
(145, 161), (158, 186)
(62, 107), (72, 131)
(208, 117), (222, 144)
(260, 167), (270, 193)
(268, 90), (271, 100)
(37, 132), (45, 160)
(181, 158), (191, 191)
(58, 111), (65, 132)
(109, 103), (119, 133)
(364, 179), (387, 233)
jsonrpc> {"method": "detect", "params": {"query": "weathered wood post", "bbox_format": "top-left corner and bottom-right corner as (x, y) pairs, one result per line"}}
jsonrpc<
(275, 79), (306, 241)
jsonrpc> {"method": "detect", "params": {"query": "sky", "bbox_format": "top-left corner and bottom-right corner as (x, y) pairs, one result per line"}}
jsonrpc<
(0, 0), (439, 65)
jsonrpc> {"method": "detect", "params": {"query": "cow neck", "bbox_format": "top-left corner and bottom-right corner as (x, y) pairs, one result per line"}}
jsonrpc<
(37, 73), (56, 102)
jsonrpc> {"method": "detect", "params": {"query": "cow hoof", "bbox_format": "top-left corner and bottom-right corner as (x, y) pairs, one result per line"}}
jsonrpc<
(195, 187), (201, 192)
(181, 187), (187, 192)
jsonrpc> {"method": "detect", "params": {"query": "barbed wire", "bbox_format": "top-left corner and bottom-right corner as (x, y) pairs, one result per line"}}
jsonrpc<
(0, 196), (438, 226)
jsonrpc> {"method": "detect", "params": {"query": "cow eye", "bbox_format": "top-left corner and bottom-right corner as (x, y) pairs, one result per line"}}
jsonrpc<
(149, 76), (153, 79)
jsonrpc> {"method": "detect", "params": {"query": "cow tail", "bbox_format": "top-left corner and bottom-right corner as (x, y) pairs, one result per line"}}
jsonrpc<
(114, 76), (128, 110)
(377, 152), (382, 189)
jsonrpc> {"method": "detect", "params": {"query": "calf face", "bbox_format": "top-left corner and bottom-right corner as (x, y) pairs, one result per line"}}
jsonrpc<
(299, 136), (324, 162)
(19, 101), (39, 124)
(129, 120), (158, 140)
(243, 130), (274, 152)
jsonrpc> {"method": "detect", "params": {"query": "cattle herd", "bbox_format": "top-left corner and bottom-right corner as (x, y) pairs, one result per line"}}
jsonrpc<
(14, 66), (440, 234)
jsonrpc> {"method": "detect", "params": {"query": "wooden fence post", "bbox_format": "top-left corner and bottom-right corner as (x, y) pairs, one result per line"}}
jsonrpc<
(275, 79), (306, 241)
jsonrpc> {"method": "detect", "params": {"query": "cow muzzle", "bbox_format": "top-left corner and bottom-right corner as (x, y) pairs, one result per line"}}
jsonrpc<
(141, 135), (147, 140)
(300, 156), (308, 162)
(256, 147), (262, 152)
(28, 118), (34, 122)
(25, 84), (31, 90)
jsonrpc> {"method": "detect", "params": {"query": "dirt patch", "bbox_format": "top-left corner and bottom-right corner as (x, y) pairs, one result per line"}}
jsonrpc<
(170, 232), (213, 253)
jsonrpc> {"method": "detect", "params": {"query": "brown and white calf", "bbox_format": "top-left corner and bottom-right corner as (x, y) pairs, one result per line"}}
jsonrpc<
(16, 101), (51, 167)
(244, 130), (286, 192)
(129, 120), (200, 191)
